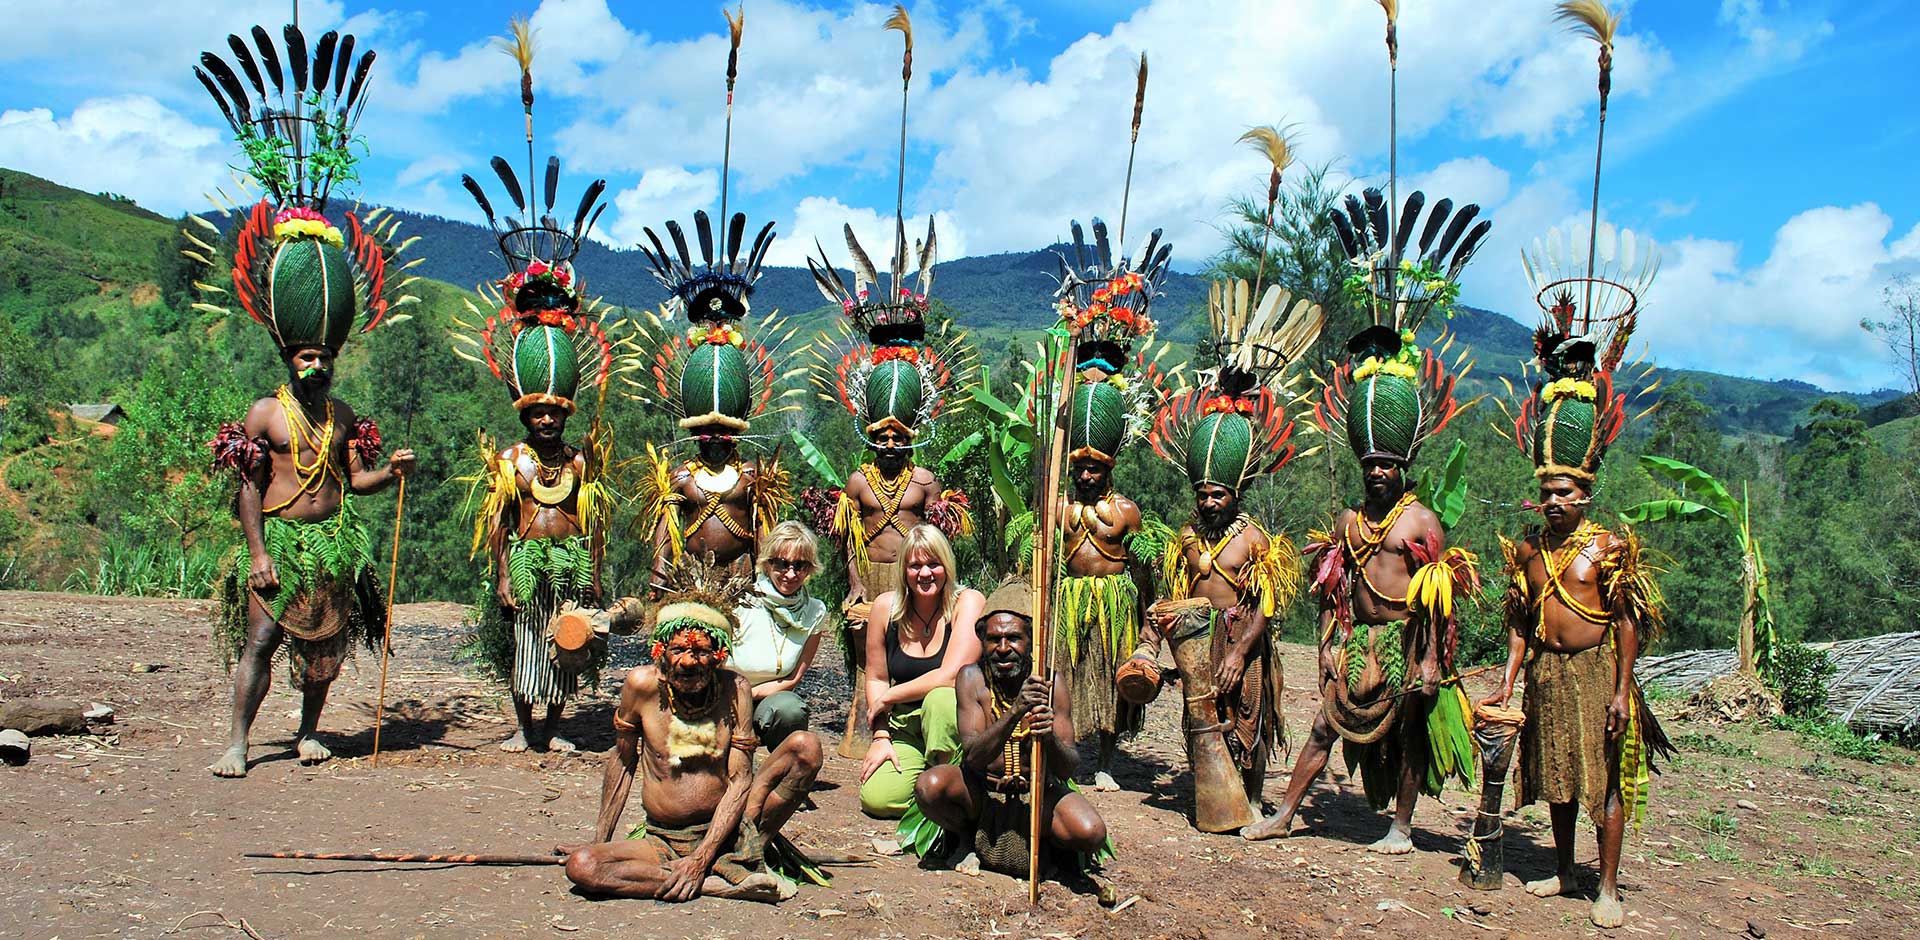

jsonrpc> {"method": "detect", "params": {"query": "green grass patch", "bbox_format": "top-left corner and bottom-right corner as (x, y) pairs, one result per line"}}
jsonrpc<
(1773, 714), (1914, 766)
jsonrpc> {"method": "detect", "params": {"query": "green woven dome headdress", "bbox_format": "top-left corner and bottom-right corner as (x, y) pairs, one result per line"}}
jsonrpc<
(1501, 2), (1662, 484)
(806, 7), (975, 448)
(185, 23), (418, 352)
(1149, 278), (1325, 493)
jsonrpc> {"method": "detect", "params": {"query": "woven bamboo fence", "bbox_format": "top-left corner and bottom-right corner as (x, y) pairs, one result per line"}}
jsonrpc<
(1640, 632), (1920, 739)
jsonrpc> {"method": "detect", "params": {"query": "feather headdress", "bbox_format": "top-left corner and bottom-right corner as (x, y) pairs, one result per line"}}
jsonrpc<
(184, 21), (419, 352)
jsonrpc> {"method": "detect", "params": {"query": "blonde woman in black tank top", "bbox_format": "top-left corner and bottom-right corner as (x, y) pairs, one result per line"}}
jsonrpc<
(858, 525), (984, 819)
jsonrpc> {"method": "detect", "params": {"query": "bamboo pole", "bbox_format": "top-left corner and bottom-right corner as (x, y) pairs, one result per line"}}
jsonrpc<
(1027, 335), (1076, 904)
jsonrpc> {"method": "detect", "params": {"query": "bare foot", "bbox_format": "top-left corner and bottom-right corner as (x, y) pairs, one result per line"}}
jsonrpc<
(954, 852), (981, 877)
(1243, 811), (1295, 841)
(1590, 890), (1624, 928)
(1526, 871), (1578, 898)
(208, 745), (249, 778)
(548, 735), (577, 753)
(702, 872), (795, 903)
(499, 731), (529, 753)
(295, 736), (332, 765)
(1366, 823), (1414, 855)
(1091, 771), (1120, 792)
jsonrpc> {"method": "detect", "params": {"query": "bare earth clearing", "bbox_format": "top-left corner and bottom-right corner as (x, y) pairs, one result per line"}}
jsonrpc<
(1, 590), (1914, 939)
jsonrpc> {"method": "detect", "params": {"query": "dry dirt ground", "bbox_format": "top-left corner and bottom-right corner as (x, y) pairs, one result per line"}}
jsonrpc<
(1, 590), (1915, 940)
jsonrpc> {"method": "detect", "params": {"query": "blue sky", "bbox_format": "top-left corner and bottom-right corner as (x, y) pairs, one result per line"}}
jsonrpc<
(3, 0), (1916, 391)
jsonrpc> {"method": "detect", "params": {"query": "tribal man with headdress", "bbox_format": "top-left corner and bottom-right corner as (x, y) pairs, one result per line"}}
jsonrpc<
(451, 57), (618, 752)
(555, 561), (823, 904)
(629, 19), (798, 596)
(1246, 187), (1491, 848)
(1124, 279), (1322, 832)
(192, 20), (419, 777)
(1016, 220), (1177, 790)
(808, 10), (975, 758)
(1482, 4), (1674, 926)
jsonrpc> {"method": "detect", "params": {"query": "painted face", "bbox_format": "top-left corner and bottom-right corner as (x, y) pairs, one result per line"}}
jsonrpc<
(520, 403), (568, 442)
(285, 346), (335, 394)
(697, 435), (736, 469)
(1362, 457), (1404, 502)
(980, 612), (1032, 683)
(1194, 482), (1237, 528)
(659, 627), (722, 694)
(872, 426), (912, 470)
(764, 548), (815, 596)
(1071, 458), (1111, 500)
(1538, 475), (1589, 531)
(905, 548), (945, 599)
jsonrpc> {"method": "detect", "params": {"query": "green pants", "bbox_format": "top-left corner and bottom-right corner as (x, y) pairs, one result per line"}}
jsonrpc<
(753, 691), (810, 751)
(859, 686), (959, 819)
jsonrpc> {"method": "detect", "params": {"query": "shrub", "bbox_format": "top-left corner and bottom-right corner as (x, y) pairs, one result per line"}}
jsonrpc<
(1771, 641), (1836, 718)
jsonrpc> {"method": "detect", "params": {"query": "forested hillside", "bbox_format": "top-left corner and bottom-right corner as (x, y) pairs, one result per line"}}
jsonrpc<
(3, 167), (1917, 668)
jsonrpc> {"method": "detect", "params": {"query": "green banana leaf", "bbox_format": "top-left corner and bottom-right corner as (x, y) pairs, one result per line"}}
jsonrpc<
(987, 435), (1027, 518)
(1619, 498), (1725, 524)
(1637, 454), (1740, 520)
(787, 428), (847, 488)
(940, 430), (984, 476)
(1414, 441), (1471, 530)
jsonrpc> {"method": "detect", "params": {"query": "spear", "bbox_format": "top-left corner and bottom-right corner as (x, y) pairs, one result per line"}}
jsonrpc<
(498, 16), (537, 239)
(1556, 0), (1622, 333)
(246, 850), (563, 866)
(885, 5), (913, 236)
(1375, 0), (1399, 288)
(1115, 53), (1148, 250)
(1237, 125), (1294, 299)
(720, 5), (744, 231)
(1027, 333), (1075, 905)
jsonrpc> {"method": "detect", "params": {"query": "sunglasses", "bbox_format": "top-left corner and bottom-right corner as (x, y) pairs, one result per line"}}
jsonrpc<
(768, 558), (813, 573)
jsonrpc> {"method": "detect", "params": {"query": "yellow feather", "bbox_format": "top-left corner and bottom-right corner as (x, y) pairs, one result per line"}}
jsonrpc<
(883, 5), (911, 51)
(1375, 0), (1398, 24)
(1554, 0), (1620, 50)
(725, 5), (745, 50)
(1237, 125), (1295, 174)
(496, 15), (536, 71)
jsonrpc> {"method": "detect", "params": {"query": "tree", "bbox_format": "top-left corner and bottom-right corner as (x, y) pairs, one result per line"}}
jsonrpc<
(1621, 456), (1778, 682)
(1861, 274), (1919, 406)
(1204, 161), (1364, 370)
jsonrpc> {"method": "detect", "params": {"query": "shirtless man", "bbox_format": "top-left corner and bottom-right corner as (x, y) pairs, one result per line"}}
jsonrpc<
(1481, 473), (1665, 928)
(650, 433), (769, 590)
(482, 403), (606, 752)
(1246, 456), (1451, 850)
(209, 345), (414, 777)
(1054, 454), (1151, 790)
(558, 596), (821, 903)
(913, 579), (1110, 894)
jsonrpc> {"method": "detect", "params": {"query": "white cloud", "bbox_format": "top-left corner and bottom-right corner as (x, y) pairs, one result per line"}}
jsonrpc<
(768, 196), (970, 270)
(1409, 157), (1511, 210)
(0, 96), (225, 214)
(605, 166), (720, 246)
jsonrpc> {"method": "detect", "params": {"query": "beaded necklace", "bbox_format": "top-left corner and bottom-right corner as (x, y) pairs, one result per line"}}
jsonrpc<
(265, 384), (338, 513)
(862, 462), (915, 540)
(987, 679), (1033, 781)
(1532, 520), (1611, 638)
(1342, 491), (1418, 605)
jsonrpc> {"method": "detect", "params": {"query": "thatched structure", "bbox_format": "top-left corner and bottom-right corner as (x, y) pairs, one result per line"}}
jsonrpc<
(1639, 632), (1920, 740)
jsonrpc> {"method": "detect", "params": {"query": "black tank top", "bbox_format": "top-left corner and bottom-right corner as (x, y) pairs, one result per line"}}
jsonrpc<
(885, 614), (952, 689)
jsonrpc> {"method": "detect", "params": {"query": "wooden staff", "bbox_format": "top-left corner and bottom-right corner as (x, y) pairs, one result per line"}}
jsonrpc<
(246, 850), (562, 866)
(370, 474), (405, 767)
(1027, 334), (1076, 904)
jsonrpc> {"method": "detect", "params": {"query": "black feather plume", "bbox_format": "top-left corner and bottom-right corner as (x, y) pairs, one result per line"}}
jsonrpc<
(745, 221), (776, 277)
(227, 35), (266, 99)
(343, 51), (375, 114)
(542, 156), (559, 212)
(642, 227), (674, 278)
(727, 213), (746, 269)
(1432, 204), (1479, 263)
(573, 179), (606, 237)
(311, 31), (338, 95)
(193, 68), (240, 133)
(1135, 229), (1163, 275)
(1394, 191), (1424, 263)
(460, 174), (497, 227)
(489, 156), (526, 212)
(332, 35), (355, 96)
(1330, 209), (1359, 259)
(1091, 218), (1112, 272)
(1449, 219), (1493, 272)
(252, 26), (283, 92)
(284, 25), (309, 93)
(1070, 221), (1088, 274)
(695, 211), (715, 267)
(1362, 189), (1389, 248)
(1417, 197), (1453, 259)
(666, 220), (693, 270)
(200, 54), (252, 125)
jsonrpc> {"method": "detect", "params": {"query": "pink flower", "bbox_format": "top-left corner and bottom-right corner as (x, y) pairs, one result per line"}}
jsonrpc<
(273, 207), (326, 225)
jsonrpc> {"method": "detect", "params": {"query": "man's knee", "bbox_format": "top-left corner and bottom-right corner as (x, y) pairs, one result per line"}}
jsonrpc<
(1054, 797), (1108, 852)
(914, 763), (963, 806)
(563, 850), (603, 890)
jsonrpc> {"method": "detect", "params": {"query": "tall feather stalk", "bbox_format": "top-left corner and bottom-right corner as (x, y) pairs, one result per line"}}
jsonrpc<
(1239, 125), (1294, 298)
(1557, 0), (1621, 331)
(1116, 53), (1148, 249)
(721, 5), (745, 233)
(1377, 0), (1399, 272)
(497, 16), (537, 228)
(885, 5), (913, 242)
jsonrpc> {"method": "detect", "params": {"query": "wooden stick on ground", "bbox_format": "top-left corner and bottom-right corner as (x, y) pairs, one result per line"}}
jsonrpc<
(244, 850), (563, 866)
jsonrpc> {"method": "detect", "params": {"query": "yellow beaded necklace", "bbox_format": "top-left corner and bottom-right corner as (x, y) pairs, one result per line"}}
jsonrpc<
(988, 680), (1033, 781)
(1342, 492), (1418, 605)
(266, 384), (338, 513)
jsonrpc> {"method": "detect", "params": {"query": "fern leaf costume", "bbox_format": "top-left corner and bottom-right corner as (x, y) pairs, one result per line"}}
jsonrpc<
(449, 94), (618, 704)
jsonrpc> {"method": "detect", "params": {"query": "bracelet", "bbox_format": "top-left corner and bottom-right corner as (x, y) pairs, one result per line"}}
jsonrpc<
(871, 731), (892, 740)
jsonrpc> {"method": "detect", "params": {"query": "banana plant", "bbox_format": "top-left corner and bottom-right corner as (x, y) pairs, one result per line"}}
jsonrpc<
(1620, 454), (1777, 682)
(968, 363), (1041, 520)
(787, 428), (850, 488)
